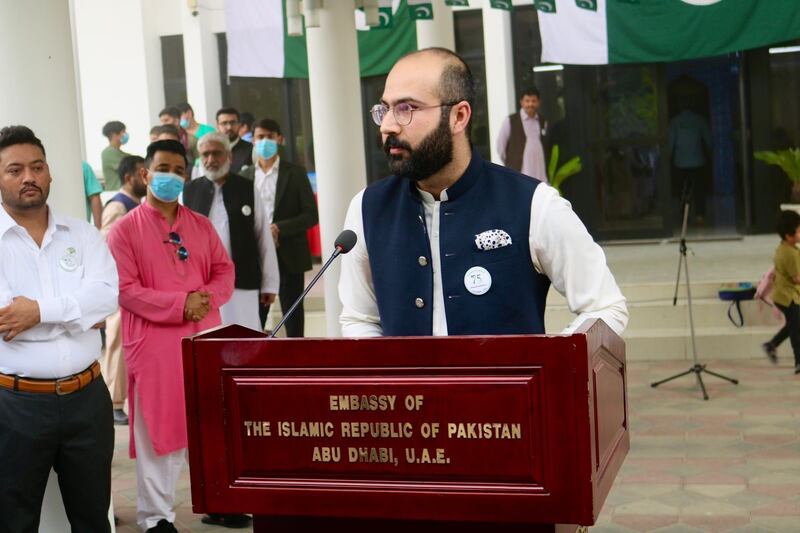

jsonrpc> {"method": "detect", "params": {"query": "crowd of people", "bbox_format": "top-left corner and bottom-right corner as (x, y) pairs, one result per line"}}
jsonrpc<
(0, 101), (318, 531)
(0, 48), (631, 532)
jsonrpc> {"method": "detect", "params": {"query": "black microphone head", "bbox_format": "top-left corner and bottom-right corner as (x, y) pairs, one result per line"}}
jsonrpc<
(334, 229), (358, 254)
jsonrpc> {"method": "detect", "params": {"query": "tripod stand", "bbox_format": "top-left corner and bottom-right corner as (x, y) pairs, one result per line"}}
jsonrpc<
(651, 197), (738, 400)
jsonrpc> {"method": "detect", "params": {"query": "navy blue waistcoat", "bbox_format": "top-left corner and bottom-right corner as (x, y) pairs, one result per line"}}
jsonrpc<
(106, 192), (139, 213)
(362, 151), (550, 336)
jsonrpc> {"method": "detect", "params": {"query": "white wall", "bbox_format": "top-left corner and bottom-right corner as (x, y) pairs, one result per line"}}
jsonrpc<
(73, 0), (166, 178)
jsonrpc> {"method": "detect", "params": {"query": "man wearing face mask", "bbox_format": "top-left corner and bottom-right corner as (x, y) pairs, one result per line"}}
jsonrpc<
(242, 118), (318, 337)
(101, 120), (131, 191)
(183, 132), (278, 335)
(107, 140), (234, 533)
(339, 48), (628, 339)
(176, 102), (215, 141)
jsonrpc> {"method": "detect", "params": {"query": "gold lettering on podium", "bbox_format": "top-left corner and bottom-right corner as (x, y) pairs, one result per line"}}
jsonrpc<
(243, 391), (528, 471)
(446, 423), (522, 440)
(329, 394), (397, 411)
(243, 421), (271, 437)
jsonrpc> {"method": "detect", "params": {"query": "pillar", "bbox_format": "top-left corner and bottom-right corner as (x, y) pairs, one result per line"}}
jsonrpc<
(482, 1), (516, 164)
(0, 0), (85, 219)
(306, 0), (368, 336)
(182, 2), (223, 125)
(416, 0), (456, 50)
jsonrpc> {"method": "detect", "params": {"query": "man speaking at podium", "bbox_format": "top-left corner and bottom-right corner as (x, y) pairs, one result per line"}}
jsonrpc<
(339, 48), (628, 337)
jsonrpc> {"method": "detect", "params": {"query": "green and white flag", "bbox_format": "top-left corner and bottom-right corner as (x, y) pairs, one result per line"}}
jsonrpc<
(489, 0), (512, 10)
(445, 0), (470, 6)
(408, 0), (433, 20)
(226, 0), (417, 79)
(539, 0), (800, 65)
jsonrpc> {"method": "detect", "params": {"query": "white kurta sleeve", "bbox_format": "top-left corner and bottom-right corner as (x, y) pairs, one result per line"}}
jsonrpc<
(339, 190), (383, 337)
(529, 184), (628, 336)
(495, 115), (512, 165)
(254, 193), (280, 294)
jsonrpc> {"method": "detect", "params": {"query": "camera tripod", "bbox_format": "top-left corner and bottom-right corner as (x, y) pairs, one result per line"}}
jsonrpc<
(650, 197), (738, 400)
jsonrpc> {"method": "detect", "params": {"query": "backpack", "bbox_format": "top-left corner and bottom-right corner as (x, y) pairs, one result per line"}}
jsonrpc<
(718, 282), (756, 328)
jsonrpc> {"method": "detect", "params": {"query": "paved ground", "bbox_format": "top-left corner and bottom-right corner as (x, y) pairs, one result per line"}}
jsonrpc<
(108, 234), (799, 531)
(110, 356), (800, 532)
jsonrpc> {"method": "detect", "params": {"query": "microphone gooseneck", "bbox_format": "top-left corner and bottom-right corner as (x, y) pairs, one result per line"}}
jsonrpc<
(270, 229), (357, 338)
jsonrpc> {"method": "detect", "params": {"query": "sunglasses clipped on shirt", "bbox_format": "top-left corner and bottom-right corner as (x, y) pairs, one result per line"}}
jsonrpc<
(163, 231), (189, 261)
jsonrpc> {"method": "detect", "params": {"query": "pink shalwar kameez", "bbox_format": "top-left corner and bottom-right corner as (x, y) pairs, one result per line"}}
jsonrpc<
(107, 201), (234, 458)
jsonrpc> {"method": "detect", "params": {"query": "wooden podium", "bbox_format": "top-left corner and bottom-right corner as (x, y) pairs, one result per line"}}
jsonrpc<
(182, 319), (628, 532)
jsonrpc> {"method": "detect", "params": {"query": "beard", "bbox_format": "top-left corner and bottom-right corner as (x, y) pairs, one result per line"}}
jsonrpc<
(383, 116), (453, 182)
(203, 160), (231, 182)
(2, 183), (48, 211)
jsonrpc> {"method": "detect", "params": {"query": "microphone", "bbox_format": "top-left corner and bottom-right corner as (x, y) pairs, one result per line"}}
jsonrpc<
(270, 229), (357, 338)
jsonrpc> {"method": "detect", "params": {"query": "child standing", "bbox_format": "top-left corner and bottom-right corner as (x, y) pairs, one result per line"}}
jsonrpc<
(763, 210), (800, 374)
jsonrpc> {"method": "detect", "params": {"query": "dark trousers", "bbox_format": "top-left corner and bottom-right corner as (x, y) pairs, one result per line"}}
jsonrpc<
(771, 302), (800, 366)
(260, 269), (306, 337)
(674, 165), (710, 218)
(0, 376), (113, 533)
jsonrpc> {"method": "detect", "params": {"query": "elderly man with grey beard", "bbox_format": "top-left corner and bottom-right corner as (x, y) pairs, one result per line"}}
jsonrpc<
(183, 132), (278, 335)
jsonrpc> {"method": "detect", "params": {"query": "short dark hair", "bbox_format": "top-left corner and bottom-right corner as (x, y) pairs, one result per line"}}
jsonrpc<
(402, 47), (476, 110)
(176, 102), (193, 114)
(253, 118), (282, 136)
(145, 139), (187, 169)
(398, 48), (476, 136)
(102, 121), (126, 139)
(0, 125), (46, 159)
(240, 112), (255, 130)
(519, 86), (540, 99)
(777, 210), (800, 239)
(150, 124), (180, 138)
(159, 106), (181, 119)
(117, 155), (145, 182)
(216, 107), (240, 121)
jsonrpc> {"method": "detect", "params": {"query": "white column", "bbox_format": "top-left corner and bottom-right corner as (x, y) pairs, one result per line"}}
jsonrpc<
(482, 1), (516, 164)
(181, 3), (223, 124)
(72, 0), (164, 174)
(306, 0), (367, 337)
(0, 0), (84, 220)
(415, 0), (455, 50)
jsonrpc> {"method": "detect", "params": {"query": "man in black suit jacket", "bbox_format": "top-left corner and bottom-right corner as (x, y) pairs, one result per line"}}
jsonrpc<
(242, 118), (318, 337)
(216, 107), (252, 174)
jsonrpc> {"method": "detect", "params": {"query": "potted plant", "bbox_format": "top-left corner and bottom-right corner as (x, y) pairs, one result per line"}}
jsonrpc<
(754, 148), (800, 210)
(547, 144), (582, 194)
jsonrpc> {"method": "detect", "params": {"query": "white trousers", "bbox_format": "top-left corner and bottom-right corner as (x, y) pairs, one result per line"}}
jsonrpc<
(219, 288), (262, 331)
(133, 392), (186, 531)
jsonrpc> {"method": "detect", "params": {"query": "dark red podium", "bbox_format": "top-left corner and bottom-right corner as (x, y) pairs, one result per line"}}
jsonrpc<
(182, 319), (628, 532)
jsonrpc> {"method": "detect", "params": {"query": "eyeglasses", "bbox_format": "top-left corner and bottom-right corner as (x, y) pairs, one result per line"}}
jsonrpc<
(370, 101), (461, 126)
(163, 231), (189, 261)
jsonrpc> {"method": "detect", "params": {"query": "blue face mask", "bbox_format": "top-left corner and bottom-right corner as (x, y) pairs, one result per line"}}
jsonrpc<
(148, 172), (185, 203)
(179, 118), (190, 129)
(255, 138), (278, 160)
(121, 132), (129, 145)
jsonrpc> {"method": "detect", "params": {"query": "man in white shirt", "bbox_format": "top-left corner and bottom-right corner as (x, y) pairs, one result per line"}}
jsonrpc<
(183, 132), (279, 332)
(241, 118), (319, 337)
(0, 125), (119, 531)
(339, 48), (627, 338)
(496, 86), (549, 182)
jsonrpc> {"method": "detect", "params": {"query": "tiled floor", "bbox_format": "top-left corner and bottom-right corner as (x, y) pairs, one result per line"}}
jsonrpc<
(110, 357), (800, 533)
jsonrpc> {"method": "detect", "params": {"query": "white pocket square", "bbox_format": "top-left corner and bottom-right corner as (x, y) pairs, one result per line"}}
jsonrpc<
(475, 229), (512, 251)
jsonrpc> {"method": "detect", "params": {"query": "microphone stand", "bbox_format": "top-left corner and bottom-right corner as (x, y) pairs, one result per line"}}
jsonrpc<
(270, 246), (344, 339)
(650, 197), (738, 400)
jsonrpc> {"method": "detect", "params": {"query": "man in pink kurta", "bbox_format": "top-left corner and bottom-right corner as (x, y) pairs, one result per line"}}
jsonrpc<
(107, 140), (234, 532)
